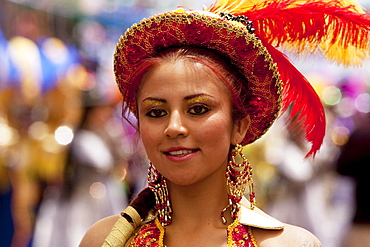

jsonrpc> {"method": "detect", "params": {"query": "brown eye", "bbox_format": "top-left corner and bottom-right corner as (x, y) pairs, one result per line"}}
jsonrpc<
(146, 108), (167, 118)
(188, 105), (210, 115)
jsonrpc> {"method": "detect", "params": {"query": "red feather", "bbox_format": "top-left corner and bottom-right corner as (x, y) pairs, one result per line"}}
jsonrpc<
(261, 38), (326, 157)
(243, 0), (370, 65)
(207, 0), (370, 156)
(246, 0), (369, 156)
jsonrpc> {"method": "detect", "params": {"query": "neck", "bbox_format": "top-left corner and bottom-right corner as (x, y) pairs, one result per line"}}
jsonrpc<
(166, 166), (232, 228)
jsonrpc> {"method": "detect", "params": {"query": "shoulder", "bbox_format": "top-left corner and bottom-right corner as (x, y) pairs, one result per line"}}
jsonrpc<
(79, 215), (119, 247)
(252, 223), (322, 247)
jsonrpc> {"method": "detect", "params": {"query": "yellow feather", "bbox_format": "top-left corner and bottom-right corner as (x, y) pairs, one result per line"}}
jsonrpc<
(321, 41), (370, 66)
(206, 0), (263, 14)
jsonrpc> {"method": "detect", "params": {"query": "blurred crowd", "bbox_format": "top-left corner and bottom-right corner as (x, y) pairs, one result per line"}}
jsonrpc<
(0, 0), (369, 247)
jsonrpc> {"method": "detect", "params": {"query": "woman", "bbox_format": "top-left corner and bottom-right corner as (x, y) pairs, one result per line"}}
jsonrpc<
(80, 0), (370, 246)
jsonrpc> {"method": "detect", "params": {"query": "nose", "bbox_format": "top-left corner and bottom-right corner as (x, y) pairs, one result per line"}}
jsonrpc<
(164, 111), (188, 138)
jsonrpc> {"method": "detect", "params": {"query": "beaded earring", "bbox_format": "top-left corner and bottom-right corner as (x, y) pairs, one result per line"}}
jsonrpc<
(221, 144), (256, 224)
(148, 162), (172, 226)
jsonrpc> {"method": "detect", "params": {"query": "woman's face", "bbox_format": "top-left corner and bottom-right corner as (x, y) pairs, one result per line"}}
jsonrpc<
(137, 59), (247, 186)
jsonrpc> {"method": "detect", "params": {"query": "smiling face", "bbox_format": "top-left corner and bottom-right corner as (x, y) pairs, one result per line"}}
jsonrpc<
(137, 59), (248, 186)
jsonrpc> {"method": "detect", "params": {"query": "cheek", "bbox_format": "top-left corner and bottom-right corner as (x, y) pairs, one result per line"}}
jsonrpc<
(138, 114), (152, 139)
(139, 124), (157, 151)
(200, 114), (234, 142)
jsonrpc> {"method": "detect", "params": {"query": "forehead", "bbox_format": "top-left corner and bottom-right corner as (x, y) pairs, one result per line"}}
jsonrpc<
(137, 59), (231, 99)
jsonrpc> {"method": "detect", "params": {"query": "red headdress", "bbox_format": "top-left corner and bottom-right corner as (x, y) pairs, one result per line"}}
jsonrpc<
(114, 0), (370, 157)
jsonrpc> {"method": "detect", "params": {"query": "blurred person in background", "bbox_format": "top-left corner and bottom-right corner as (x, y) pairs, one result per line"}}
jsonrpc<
(0, 6), (85, 247)
(336, 112), (370, 247)
(262, 109), (353, 247)
(32, 87), (129, 247)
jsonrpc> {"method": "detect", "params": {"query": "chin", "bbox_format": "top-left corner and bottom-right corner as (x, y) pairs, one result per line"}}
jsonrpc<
(166, 176), (200, 187)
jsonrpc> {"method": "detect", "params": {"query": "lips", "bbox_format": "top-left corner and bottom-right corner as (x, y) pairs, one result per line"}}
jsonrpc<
(163, 148), (199, 156)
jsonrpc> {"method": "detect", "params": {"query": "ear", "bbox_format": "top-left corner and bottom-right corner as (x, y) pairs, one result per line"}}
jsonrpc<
(231, 115), (251, 145)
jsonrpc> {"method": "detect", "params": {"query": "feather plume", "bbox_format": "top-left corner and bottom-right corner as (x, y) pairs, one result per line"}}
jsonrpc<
(208, 0), (370, 65)
(207, 0), (370, 156)
(261, 38), (326, 157)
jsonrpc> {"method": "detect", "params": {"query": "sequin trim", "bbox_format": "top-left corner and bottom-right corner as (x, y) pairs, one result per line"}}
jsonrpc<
(227, 219), (258, 247)
(127, 218), (165, 247)
(248, 227), (258, 247)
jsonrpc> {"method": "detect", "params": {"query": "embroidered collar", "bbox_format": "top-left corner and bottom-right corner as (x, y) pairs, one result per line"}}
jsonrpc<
(128, 218), (258, 247)
(103, 197), (283, 247)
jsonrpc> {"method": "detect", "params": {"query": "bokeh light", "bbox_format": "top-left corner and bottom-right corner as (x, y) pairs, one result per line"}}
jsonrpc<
(54, 126), (74, 145)
(28, 121), (49, 141)
(0, 123), (13, 146)
(89, 182), (107, 199)
(322, 86), (342, 106)
(354, 93), (370, 113)
(335, 97), (355, 117)
(331, 126), (351, 146)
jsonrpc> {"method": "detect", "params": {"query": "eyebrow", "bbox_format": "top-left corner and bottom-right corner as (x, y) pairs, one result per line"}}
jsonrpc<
(141, 97), (166, 107)
(185, 94), (214, 103)
(141, 94), (215, 106)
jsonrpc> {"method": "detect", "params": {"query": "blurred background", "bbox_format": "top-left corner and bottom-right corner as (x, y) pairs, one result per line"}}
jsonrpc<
(0, 0), (369, 247)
